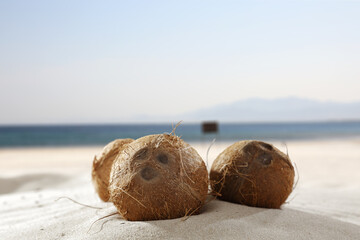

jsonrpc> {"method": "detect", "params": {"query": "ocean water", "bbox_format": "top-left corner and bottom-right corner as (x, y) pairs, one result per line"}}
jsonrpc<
(0, 121), (360, 148)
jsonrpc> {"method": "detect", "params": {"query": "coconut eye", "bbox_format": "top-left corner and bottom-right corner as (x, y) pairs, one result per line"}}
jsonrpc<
(257, 153), (273, 165)
(259, 142), (273, 151)
(157, 154), (168, 164)
(243, 143), (257, 155)
(134, 148), (148, 160)
(141, 167), (157, 181)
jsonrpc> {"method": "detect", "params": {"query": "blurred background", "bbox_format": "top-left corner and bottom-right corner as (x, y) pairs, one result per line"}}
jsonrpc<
(1, 0), (360, 147)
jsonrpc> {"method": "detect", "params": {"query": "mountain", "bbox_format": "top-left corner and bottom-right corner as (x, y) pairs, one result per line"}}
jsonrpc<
(180, 97), (360, 122)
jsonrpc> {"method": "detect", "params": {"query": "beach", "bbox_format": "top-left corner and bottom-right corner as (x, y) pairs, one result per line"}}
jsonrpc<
(1, 139), (360, 239)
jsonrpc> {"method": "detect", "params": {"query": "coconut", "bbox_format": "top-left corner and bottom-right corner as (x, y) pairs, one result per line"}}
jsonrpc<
(108, 134), (209, 221)
(92, 139), (133, 202)
(210, 140), (294, 209)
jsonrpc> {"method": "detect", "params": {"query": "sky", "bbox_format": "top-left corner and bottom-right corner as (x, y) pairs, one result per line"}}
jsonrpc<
(0, 0), (359, 124)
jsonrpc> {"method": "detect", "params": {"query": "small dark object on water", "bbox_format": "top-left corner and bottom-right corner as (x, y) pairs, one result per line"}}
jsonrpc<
(202, 121), (218, 134)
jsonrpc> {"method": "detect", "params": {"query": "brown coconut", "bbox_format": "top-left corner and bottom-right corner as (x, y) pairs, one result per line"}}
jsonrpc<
(108, 134), (209, 221)
(210, 140), (294, 208)
(92, 138), (133, 202)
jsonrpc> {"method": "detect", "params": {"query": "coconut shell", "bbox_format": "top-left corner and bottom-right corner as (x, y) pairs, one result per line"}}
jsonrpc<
(210, 140), (294, 209)
(92, 138), (133, 202)
(109, 134), (209, 221)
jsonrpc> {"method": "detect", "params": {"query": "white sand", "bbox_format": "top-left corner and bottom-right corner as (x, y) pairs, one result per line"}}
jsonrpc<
(1, 139), (360, 239)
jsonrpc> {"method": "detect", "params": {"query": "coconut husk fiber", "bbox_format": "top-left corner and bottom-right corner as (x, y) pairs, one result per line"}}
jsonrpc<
(108, 134), (209, 221)
(210, 140), (295, 209)
(92, 139), (134, 202)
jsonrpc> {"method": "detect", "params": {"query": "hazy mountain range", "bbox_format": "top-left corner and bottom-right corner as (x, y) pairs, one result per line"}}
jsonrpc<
(133, 97), (360, 123)
(178, 97), (360, 122)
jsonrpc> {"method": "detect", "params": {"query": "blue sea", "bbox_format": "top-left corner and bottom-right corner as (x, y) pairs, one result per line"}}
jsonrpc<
(1, 121), (360, 148)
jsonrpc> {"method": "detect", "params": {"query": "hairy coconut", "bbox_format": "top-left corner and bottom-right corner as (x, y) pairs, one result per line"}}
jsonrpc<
(92, 139), (133, 202)
(210, 140), (294, 209)
(108, 134), (209, 221)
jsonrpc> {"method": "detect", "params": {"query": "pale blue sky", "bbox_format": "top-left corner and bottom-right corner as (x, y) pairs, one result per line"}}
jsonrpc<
(1, 0), (359, 124)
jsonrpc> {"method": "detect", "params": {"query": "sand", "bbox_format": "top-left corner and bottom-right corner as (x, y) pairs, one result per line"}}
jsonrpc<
(1, 139), (360, 239)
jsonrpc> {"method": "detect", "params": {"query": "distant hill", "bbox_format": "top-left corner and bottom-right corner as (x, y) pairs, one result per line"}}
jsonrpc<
(180, 97), (360, 122)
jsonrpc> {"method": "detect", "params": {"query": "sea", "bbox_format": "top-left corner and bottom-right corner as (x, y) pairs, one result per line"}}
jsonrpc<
(1, 121), (360, 148)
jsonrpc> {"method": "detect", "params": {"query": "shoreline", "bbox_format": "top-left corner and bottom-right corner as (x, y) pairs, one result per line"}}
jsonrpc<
(1, 134), (360, 149)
